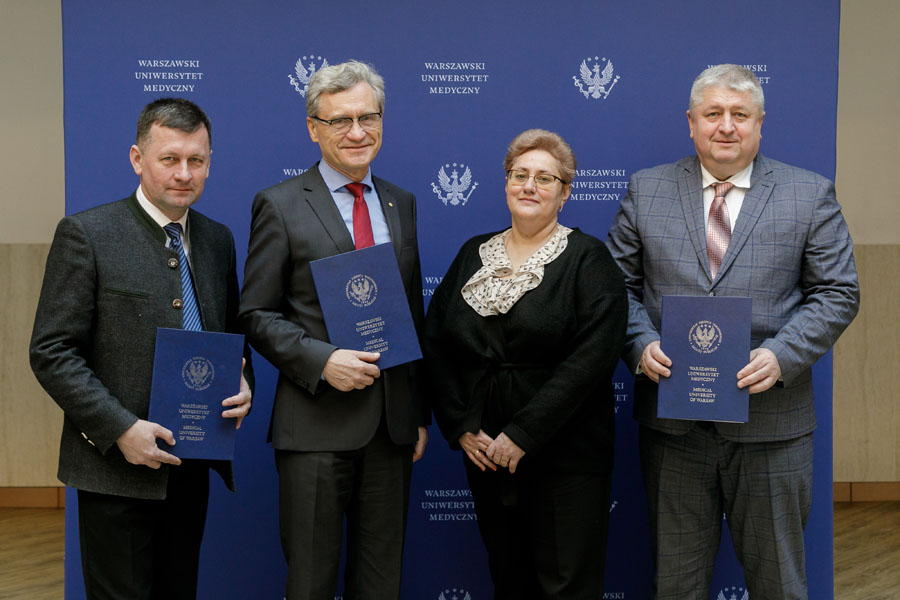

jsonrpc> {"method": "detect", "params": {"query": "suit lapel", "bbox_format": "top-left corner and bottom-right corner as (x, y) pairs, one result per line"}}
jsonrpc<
(715, 154), (774, 282)
(373, 176), (403, 259)
(186, 213), (215, 309)
(677, 157), (710, 277)
(186, 213), (226, 333)
(302, 165), (356, 254)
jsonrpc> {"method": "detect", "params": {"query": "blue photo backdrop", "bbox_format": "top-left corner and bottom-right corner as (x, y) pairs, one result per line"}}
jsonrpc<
(61, 1), (840, 598)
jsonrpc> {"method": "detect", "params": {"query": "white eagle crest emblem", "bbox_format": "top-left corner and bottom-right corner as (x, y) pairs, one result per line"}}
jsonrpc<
(438, 589), (472, 600)
(289, 55), (329, 97)
(717, 587), (749, 600)
(573, 56), (621, 100)
(431, 163), (478, 206)
(345, 274), (377, 308)
(182, 357), (214, 391)
(689, 320), (722, 354)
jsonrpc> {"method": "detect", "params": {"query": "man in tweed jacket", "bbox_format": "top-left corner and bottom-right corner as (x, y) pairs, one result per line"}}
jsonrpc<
(606, 65), (859, 599)
(30, 98), (252, 600)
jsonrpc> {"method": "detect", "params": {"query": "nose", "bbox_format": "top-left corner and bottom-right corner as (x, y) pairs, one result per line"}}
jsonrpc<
(174, 160), (192, 181)
(345, 119), (367, 140)
(522, 174), (537, 192)
(719, 113), (735, 133)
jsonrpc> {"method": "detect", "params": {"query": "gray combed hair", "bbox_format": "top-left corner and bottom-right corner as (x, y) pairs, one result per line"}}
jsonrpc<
(306, 60), (385, 117)
(689, 64), (764, 114)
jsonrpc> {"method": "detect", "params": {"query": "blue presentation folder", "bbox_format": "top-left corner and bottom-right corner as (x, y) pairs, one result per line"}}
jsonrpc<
(657, 295), (751, 423)
(147, 328), (244, 460)
(309, 242), (422, 369)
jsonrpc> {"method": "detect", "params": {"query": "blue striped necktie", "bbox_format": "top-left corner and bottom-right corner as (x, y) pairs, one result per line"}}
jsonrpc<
(163, 222), (203, 331)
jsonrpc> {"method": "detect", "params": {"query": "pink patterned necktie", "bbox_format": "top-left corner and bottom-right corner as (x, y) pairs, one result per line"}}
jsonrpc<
(706, 181), (734, 278)
(345, 182), (375, 249)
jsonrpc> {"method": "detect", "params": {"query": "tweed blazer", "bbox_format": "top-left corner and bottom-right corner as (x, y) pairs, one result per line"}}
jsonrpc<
(238, 164), (427, 452)
(30, 194), (252, 499)
(606, 154), (859, 442)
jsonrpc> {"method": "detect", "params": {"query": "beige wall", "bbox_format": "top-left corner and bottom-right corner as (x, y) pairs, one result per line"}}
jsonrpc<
(2, 1), (898, 486)
(833, 1), (900, 482)
(835, 1), (900, 246)
(0, 1), (64, 487)
(0, 0), (65, 243)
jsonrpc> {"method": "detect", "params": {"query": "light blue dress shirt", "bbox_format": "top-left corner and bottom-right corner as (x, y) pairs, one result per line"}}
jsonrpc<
(317, 161), (391, 246)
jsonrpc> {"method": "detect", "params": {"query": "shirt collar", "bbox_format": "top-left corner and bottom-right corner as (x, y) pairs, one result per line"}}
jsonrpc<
(135, 185), (189, 231)
(317, 160), (375, 194)
(699, 161), (754, 190)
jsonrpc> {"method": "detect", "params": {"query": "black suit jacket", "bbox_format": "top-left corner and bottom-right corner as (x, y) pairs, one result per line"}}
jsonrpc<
(30, 194), (253, 499)
(238, 164), (426, 451)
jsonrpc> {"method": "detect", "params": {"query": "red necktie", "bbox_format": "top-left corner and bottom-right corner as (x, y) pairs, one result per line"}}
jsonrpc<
(706, 181), (734, 278)
(345, 182), (375, 249)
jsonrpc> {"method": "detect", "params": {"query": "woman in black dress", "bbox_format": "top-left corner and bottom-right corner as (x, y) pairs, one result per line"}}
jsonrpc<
(423, 129), (628, 599)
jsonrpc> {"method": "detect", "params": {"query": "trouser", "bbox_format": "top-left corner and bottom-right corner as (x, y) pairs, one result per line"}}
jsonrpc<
(275, 419), (413, 600)
(465, 457), (612, 600)
(77, 460), (210, 600)
(640, 424), (814, 600)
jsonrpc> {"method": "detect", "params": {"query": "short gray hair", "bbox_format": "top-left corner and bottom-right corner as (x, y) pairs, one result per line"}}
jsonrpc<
(689, 64), (764, 114)
(306, 60), (385, 117)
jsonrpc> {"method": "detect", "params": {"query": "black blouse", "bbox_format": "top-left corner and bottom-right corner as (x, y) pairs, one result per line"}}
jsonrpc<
(423, 228), (627, 473)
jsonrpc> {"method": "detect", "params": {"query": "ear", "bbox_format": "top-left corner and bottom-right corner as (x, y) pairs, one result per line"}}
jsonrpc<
(307, 117), (319, 143)
(129, 144), (143, 176)
(686, 109), (695, 139)
(560, 182), (571, 208)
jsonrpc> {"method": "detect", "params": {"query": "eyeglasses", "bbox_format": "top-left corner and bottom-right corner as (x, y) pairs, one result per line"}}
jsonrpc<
(506, 169), (567, 189)
(310, 112), (383, 135)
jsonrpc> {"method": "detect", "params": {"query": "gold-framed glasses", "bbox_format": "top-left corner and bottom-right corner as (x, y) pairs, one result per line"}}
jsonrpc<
(311, 112), (382, 135)
(506, 169), (566, 189)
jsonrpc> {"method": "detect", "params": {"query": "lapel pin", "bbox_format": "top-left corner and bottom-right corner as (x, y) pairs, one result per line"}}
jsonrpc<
(388, 202), (394, 207)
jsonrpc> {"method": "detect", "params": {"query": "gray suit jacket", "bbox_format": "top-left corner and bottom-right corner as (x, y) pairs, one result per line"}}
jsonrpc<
(29, 194), (253, 499)
(238, 164), (426, 451)
(606, 154), (859, 442)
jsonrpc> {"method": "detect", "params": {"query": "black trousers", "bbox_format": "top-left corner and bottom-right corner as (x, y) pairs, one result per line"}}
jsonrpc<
(77, 461), (210, 600)
(464, 457), (612, 600)
(275, 419), (413, 600)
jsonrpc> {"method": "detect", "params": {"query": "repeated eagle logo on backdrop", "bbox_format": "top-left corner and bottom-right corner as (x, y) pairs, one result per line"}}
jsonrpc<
(431, 163), (479, 206)
(289, 55), (329, 97)
(573, 56), (620, 99)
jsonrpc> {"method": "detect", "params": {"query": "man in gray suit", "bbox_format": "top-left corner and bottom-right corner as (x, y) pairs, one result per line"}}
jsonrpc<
(30, 98), (252, 600)
(606, 64), (859, 599)
(238, 60), (428, 600)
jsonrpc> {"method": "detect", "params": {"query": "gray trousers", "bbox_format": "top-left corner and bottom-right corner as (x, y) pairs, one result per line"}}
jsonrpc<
(640, 424), (814, 600)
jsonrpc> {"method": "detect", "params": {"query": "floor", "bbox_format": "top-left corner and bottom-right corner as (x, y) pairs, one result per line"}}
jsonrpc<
(0, 502), (897, 598)
(833, 501), (900, 600)
(0, 507), (64, 599)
